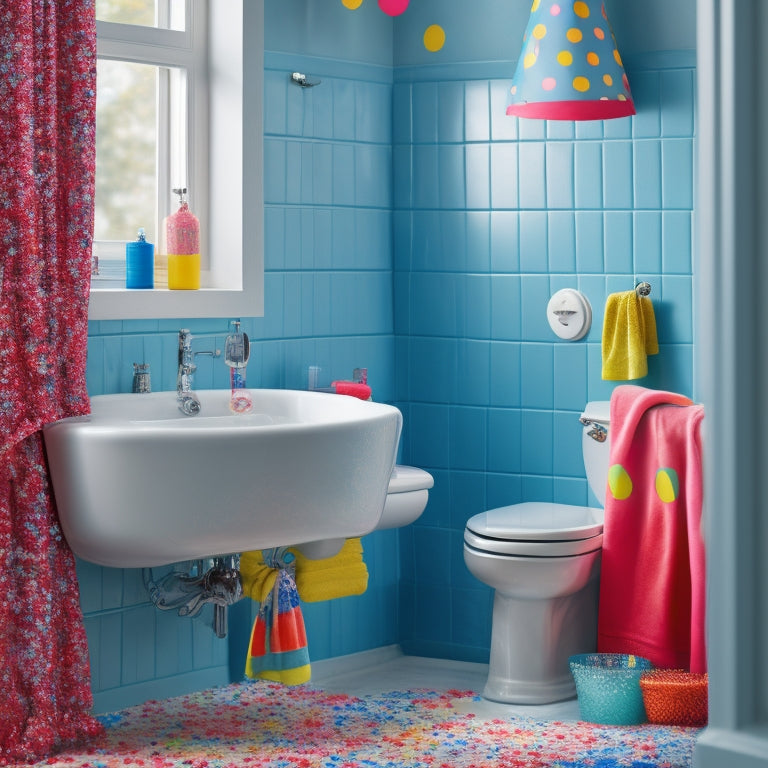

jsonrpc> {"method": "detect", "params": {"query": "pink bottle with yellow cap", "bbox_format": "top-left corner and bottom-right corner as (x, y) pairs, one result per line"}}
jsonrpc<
(166, 187), (200, 290)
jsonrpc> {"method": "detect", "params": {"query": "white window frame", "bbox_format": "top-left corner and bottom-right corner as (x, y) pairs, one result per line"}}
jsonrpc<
(89, 0), (264, 320)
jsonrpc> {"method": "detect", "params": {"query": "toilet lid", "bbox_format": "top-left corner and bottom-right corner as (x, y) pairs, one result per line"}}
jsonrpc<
(466, 502), (603, 542)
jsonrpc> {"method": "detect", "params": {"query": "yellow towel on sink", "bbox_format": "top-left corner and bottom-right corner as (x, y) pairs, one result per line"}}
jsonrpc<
(601, 291), (658, 380)
(240, 538), (368, 605)
(291, 538), (368, 603)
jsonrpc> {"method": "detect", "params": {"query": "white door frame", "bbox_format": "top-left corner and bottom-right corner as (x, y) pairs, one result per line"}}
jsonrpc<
(695, 1), (768, 765)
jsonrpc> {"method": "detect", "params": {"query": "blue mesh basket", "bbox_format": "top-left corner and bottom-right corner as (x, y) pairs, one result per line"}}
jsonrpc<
(569, 653), (653, 725)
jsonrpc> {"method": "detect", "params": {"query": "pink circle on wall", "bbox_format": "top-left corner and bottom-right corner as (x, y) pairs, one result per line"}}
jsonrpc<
(378, 0), (409, 16)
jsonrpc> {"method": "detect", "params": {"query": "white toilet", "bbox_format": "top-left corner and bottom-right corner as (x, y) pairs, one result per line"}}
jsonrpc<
(463, 401), (610, 704)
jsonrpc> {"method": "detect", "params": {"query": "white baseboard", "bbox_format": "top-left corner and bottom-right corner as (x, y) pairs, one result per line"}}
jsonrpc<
(310, 644), (403, 683)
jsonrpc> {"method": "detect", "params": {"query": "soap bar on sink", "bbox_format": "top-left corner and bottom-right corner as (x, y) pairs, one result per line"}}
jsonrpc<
(332, 381), (372, 400)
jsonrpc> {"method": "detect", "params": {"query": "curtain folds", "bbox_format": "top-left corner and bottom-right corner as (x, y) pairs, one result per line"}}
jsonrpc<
(0, 0), (103, 762)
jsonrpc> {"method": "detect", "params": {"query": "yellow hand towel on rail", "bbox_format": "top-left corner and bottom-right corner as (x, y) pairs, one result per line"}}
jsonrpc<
(240, 538), (368, 604)
(601, 291), (658, 380)
(291, 538), (369, 603)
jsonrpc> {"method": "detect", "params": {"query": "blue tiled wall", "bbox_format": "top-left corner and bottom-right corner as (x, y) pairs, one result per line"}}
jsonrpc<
(77, 0), (697, 710)
(395, 57), (697, 661)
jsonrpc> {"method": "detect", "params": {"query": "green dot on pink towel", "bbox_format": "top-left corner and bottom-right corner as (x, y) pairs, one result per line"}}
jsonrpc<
(655, 468), (680, 502)
(608, 464), (633, 500)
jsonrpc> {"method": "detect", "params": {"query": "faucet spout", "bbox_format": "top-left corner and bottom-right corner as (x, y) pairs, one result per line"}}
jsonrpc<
(176, 329), (223, 415)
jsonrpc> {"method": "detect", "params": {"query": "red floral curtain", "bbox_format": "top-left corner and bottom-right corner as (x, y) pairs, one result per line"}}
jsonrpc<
(0, 0), (103, 762)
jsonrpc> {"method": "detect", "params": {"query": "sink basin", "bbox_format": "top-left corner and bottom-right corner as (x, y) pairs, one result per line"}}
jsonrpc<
(43, 389), (402, 568)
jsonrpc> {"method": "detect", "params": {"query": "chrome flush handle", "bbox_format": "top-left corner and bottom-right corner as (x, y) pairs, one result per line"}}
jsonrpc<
(580, 416), (608, 443)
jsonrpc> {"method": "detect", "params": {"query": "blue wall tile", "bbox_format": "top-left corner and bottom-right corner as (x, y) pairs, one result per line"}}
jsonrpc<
(604, 212), (634, 273)
(519, 212), (548, 273)
(489, 342), (521, 407)
(546, 143), (574, 210)
(575, 212), (605, 273)
(662, 139), (694, 209)
(437, 81), (465, 143)
(548, 212), (576, 272)
(634, 211), (663, 275)
(466, 145), (490, 210)
(661, 70), (695, 138)
(465, 81), (490, 142)
(518, 143), (547, 210)
(490, 211), (519, 273)
(574, 143), (603, 209)
(520, 344), (554, 409)
(491, 275), (521, 341)
(412, 82), (438, 144)
(634, 141), (662, 209)
(603, 141), (634, 209)
(490, 144), (518, 209)
(487, 408), (521, 474)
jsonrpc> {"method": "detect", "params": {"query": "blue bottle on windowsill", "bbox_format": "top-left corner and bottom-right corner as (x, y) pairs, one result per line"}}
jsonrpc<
(125, 228), (154, 289)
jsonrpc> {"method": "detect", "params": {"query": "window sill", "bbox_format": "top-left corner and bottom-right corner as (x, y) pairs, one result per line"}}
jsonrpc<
(88, 286), (260, 321)
(88, 0), (263, 322)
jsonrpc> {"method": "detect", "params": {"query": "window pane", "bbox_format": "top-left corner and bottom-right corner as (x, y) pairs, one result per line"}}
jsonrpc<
(95, 0), (185, 31)
(95, 59), (158, 245)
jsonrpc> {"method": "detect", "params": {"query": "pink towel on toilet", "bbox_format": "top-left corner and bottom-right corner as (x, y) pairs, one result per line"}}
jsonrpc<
(597, 385), (706, 673)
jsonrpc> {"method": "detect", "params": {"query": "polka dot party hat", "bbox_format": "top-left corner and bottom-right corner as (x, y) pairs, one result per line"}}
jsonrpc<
(507, 0), (635, 120)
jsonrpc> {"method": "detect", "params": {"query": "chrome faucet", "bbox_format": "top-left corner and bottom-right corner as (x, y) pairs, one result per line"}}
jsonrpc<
(144, 555), (243, 638)
(177, 329), (220, 415)
(177, 329), (200, 415)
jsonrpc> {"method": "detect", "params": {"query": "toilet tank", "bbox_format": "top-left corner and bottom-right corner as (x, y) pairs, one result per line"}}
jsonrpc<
(580, 401), (611, 506)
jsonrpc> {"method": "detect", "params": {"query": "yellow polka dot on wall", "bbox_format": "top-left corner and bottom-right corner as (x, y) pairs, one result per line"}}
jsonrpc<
(608, 464), (633, 500)
(655, 468), (680, 503)
(341, 0), (363, 8)
(423, 24), (445, 52)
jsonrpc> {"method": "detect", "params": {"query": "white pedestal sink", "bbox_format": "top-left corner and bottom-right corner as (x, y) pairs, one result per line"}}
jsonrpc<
(43, 389), (402, 568)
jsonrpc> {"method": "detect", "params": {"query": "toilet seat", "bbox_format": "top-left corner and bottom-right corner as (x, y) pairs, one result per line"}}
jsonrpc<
(465, 502), (603, 558)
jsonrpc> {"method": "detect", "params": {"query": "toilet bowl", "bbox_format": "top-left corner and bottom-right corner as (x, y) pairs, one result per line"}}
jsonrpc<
(463, 401), (610, 704)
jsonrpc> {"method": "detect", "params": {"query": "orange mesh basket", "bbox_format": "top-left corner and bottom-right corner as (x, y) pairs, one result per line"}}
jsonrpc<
(639, 670), (708, 727)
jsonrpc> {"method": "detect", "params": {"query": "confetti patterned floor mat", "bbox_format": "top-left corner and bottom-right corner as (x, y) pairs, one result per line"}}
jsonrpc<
(33, 680), (701, 767)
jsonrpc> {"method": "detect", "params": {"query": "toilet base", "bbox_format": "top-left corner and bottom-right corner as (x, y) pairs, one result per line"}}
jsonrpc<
(483, 672), (576, 705)
(482, 555), (601, 705)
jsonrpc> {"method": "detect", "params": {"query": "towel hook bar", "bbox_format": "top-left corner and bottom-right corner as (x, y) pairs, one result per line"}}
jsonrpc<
(635, 281), (651, 297)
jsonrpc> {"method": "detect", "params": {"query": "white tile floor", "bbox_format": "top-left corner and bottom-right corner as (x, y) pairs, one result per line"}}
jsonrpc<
(310, 645), (582, 723)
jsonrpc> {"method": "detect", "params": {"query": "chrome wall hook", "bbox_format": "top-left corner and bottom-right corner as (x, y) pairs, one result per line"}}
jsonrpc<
(291, 72), (321, 88)
(635, 281), (652, 297)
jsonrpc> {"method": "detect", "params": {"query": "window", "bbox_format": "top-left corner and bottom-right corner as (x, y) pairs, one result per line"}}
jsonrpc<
(89, 0), (264, 320)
